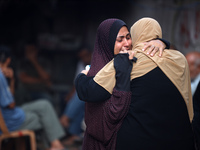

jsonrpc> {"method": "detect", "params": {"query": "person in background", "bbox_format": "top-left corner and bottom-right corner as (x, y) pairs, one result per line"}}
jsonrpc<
(185, 51), (200, 95)
(186, 51), (200, 150)
(0, 47), (66, 150)
(18, 43), (53, 102)
(60, 46), (92, 146)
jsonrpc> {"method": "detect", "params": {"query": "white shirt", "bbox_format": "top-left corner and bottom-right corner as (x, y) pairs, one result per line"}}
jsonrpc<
(191, 73), (200, 96)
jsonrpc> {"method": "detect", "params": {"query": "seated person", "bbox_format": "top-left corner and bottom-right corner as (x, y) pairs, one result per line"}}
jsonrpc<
(0, 47), (65, 150)
(18, 43), (53, 102)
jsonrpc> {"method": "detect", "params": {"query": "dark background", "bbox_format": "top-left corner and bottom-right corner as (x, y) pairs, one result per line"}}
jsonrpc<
(0, 0), (199, 87)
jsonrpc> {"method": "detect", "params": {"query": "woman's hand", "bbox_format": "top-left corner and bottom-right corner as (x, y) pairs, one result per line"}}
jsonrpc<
(119, 50), (135, 60)
(8, 102), (16, 109)
(142, 39), (166, 57)
(81, 65), (90, 75)
(1, 67), (14, 80)
(81, 70), (89, 75)
(114, 52), (133, 91)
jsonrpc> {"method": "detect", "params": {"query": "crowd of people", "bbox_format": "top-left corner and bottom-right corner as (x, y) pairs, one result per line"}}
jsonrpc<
(0, 17), (200, 150)
(0, 44), (90, 150)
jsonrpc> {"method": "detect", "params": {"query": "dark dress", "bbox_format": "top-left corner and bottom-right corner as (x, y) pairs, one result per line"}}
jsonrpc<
(116, 67), (195, 150)
(75, 54), (133, 150)
(193, 81), (200, 149)
(76, 67), (195, 150)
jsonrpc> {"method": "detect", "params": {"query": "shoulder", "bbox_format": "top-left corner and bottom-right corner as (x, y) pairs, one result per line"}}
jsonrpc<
(165, 49), (187, 64)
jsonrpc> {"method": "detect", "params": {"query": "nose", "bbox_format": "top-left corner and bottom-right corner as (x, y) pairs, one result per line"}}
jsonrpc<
(124, 38), (129, 46)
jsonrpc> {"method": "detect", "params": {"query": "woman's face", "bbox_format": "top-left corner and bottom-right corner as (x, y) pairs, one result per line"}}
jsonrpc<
(114, 26), (132, 55)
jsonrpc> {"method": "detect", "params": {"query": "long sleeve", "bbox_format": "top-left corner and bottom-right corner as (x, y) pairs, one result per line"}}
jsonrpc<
(75, 74), (111, 102)
(75, 54), (133, 102)
(114, 53), (132, 91)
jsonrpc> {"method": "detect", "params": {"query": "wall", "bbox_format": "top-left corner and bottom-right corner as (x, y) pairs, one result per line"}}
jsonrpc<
(0, 0), (200, 86)
(119, 0), (200, 54)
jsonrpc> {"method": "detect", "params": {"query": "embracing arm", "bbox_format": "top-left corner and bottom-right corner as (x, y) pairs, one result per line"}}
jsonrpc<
(75, 37), (169, 102)
(75, 74), (111, 102)
(157, 38), (170, 49)
(143, 38), (170, 57)
(103, 53), (133, 123)
(75, 52), (134, 103)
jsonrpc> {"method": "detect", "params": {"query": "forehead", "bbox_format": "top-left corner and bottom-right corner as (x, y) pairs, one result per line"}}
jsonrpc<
(117, 26), (129, 36)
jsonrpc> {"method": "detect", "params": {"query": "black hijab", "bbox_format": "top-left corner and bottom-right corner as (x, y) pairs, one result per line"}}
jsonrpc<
(87, 18), (127, 77)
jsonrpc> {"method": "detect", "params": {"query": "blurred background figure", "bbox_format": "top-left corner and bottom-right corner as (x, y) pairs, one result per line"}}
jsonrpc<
(185, 51), (200, 95)
(18, 43), (53, 103)
(0, 46), (66, 150)
(59, 46), (92, 146)
(186, 51), (200, 150)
